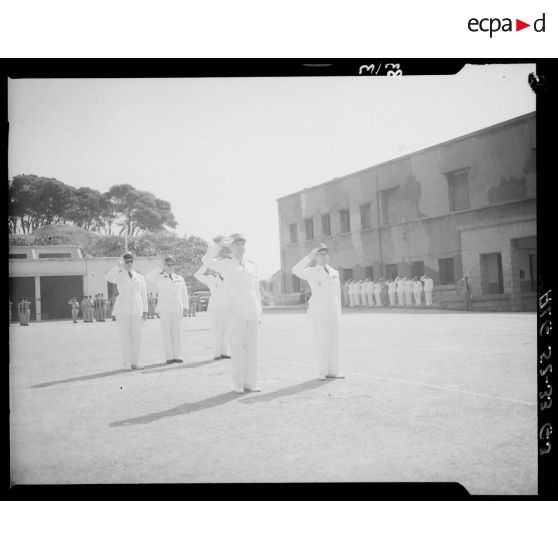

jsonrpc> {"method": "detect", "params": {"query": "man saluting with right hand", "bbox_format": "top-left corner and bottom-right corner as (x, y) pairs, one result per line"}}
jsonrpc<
(292, 243), (345, 381)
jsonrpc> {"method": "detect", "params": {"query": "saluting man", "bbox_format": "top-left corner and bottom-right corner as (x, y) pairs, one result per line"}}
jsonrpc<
(194, 263), (231, 360)
(202, 233), (262, 393)
(293, 244), (344, 381)
(68, 297), (80, 323)
(105, 253), (148, 370)
(146, 255), (189, 364)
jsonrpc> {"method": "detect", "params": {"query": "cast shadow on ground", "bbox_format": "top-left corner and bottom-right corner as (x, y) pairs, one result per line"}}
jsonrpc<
(31, 359), (216, 389)
(140, 358), (217, 374)
(238, 379), (328, 404)
(110, 392), (245, 427)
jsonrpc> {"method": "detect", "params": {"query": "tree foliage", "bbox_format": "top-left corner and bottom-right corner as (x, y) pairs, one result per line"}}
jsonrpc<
(8, 175), (177, 237)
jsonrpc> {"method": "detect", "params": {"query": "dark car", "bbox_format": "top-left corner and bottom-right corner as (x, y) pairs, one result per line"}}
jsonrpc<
(192, 289), (210, 311)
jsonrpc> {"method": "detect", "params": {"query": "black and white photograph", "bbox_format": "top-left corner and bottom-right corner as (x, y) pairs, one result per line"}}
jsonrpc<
(7, 62), (543, 495)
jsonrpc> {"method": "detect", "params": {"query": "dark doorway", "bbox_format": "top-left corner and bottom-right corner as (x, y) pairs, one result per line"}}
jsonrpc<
(40, 275), (84, 320)
(480, 253), (504, 295)
(9, 277), (36, 321)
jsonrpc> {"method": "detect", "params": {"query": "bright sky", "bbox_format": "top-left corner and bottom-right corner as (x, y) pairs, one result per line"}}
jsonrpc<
(8, 64), (535, 277)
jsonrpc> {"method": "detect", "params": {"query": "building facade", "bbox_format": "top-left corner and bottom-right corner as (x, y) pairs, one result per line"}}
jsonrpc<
(277, 112), (536, 311)
(9, 246), (168, 321)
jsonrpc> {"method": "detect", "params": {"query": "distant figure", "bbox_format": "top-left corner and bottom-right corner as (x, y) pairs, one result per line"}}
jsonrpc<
(18, 297), (31, 326)
(404, 277), (413, 306)
(98, 294), (106, 322)
(387, 278), (396, 306)
(374, 279), (382, 307)
(87, 296), (94, 322)
(341, 282), (350, 307)
(188, 292), (198, 317)
(421, 274), (434, 306)
(380, 277), (388, 306)
(395, 276), (404, 306)
(365, 277), (374, 307)
(81, 296), (89, 322)
(459, 276), (472, 311)
(412, 276), (423, 306)
(68, 297), (80, 323)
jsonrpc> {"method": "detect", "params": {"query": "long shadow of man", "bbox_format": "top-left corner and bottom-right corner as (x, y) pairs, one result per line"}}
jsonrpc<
(110, 392), (245, 427)
(238, 379), (328, 405)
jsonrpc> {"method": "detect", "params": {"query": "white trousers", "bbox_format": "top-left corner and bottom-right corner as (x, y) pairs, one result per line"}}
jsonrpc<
(405, 291), (413, 305)
(229, 319), (259, 390)
(425, 290), (433, 305)
(210, 312), (230, 357)
(414, 292), (422, 305)
(160, 312), (183, 360)
(388, 292), (396, 306)
(397, 291), (404, 305)
(349, 293), (355, 307)
(116, 315), (142, 368)
(367, 292), (375, 306)
(313, 319), (340, 378)
(374, 292), (382, 306)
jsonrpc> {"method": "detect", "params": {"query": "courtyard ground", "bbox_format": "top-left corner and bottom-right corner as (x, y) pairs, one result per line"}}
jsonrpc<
(9, 308), (537, 494)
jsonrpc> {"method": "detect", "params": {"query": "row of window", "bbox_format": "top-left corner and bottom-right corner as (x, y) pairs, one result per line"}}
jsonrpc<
(288, 169), (473, 243)
(291, 257), (456, 292)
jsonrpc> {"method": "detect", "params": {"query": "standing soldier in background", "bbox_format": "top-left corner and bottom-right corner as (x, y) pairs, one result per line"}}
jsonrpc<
(341, 281), (350, 307)
(203, 233), (262, 393)
(347, 280), (355, 308)
(147, 255), (189, 364)
(18, 297), (31, 326)
(412, 277), (423, 306)
(68, 297), (80, 323)
(380, 277), (388, 306)
(404, 277), (414, 306)
(374, 278), (382, 307)
(105, 253), (148, 370)
(98, 294), (106, 322)
(358, 279), (367, 308)
(194, 263), (231, 360)
(387, 278), (396, 306)
(395, 276), (404, 306)
(188, 292), (198, 317)
(81, 296), (89, 322)
(459, 276), (472, 311)
(292, 244), (345, 381)
(93, 294), (99, 322)
(364, 277), (374, 307)
(421, 274), (434, 306)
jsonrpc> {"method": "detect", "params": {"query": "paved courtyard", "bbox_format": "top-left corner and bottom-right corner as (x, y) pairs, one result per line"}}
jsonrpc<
(9, 308), (537, 494)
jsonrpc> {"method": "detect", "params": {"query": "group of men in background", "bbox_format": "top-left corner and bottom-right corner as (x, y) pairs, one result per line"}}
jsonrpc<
(73, 294), (115, 323)
(341, 274), (434, 308)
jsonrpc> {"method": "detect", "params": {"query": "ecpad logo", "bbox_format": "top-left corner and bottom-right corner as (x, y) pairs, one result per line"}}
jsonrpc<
(468, 13), (546, 37)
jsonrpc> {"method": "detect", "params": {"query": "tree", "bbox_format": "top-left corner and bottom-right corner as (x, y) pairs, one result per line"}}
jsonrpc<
(67, 187), (102, 230)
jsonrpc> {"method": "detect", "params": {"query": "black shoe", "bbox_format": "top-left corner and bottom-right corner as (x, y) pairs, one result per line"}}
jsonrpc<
(172, 359), (183, 363)
(221, 355), (231, 359)
(214, 356), (222, 360)
(166, 360), (174, 364)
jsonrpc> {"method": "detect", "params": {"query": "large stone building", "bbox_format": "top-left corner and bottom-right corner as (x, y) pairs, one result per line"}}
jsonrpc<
(276, 112), (536, 311)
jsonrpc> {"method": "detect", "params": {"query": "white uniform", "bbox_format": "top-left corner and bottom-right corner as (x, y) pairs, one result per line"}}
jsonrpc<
(194, 265), (230, 358)
(396, 279), (405, 306)
(146, 267), (189, 361)
(348, 282), (356, 307)
(365, 281), (375, 306)
(422, 276), (434, 305)
(387, 281), (396, 306)
(292, 256), (341, 379)
(202, 245), (261, 391)
(404, 280), (413, 306)
(105, 266), (148, 369)
(357, 282), (365, 306)
(374, 281), (382, 306)
(413, 280), (423, 305)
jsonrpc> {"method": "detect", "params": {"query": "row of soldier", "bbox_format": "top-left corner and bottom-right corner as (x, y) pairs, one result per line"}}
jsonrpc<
(341, 275), (435, 307)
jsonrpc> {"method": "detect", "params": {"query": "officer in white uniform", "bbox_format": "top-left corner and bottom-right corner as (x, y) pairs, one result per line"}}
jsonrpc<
(421, 274), (434, 306)
(194, 263), (231, 360)
(412, 276), (423, 305)
(387, 278), (396, 306)
(146, 256), (189, 364)
(105, 253), (148, 370)
(404, 277), (413, 306)
(374, 279), (382, 306)
(202, 233), (262, 393)
(347, 280), (355, 307)
(365, 277), (374, 307)
(292, 244), (345, 381)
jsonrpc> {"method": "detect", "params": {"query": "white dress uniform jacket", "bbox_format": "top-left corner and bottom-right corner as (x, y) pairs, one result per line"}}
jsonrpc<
(146, 267), (189, 361)
(292, 255), (341, 378)
(105, 266), (148, 369)
(202, 244), (261, 391)
(194, 265), (230, 358)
